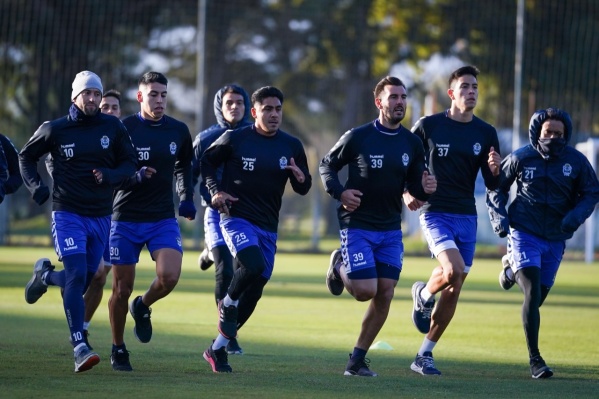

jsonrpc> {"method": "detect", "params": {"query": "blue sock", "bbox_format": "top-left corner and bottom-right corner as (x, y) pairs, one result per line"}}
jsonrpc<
(351, 347), (367, 361)
(62, 253), (88, 347)
(46, 269), (65, 287)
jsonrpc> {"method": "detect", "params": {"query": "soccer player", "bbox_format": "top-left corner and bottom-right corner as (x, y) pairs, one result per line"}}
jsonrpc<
(108, 71), (196, 371)
(80, 89), (123, 348)
(200, 86), (311, 373)
(0, 133), (23, 204)
(487, 108), (599, 378)
(320, 76), (436, 376)
(192, 84), (253, 355)
(21, 70), (138, 373)
(403, 65), (502, 375)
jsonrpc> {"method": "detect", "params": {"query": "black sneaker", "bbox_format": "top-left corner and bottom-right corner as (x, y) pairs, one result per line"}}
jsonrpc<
(198, 247), (214, 271)
(530, 355), (553, 379)
(326, 249), (344, 296)
(344, 354), (378, 377)
(226, 337), (244, 355)
(129, 296), (152, 343)
(111, 348), (133, 372)
(499, 254), (516, 290)
(410, 351), (442, 376)
(25, 258), (55, 304)
(203, 343), (232, 373)
(218, 301), (238, 339)
(74, 345), (100, 373)
(411, 281), (434, 334)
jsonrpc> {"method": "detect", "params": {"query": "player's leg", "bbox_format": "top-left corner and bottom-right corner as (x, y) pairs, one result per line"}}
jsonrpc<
(108, 220), (143, 371)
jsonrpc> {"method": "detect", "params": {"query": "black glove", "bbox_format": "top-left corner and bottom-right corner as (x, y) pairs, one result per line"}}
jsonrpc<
(33, 186), (50, 205)
(178, 199), (196, 220)
(561, 214), (579, 234)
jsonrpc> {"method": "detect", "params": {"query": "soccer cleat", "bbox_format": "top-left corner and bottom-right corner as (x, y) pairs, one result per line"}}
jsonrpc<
(226, 337), (244, 355)
(74, 345), (100, 373)
(129, 296), (152, 343)
(499, 254), (516, 290)
(217, 300), (238, 339)
(411, 281), (435, 334)
(24, 258), (55, 304)
(198, 247), (214, 271)
(203, 343), (233, 373)
(111, 348), (133, 372)
(326, 249), (345, 296)
(411, 351), (442, 376)
(530, 355), (553, 379)
(344, 354), (378, 377)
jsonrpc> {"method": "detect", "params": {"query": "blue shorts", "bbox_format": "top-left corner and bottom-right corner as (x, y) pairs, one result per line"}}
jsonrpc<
(51, 211), (110, 271)
(339, 228), (403, 280)
(204, 207), (225, 250)
(220, 217), (277, 280)
(419, 212), (477, 272)
(110, 218), (183, 265)
(507, 229), (565, 288)
(102, 241), (111, 267)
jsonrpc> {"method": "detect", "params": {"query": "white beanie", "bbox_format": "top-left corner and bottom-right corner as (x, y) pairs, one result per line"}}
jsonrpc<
(71, 70), (103, 99)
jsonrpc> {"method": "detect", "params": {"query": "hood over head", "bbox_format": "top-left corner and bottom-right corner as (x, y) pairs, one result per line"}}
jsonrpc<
(213, 84), (252, 129)
(528, 107), (572, 158)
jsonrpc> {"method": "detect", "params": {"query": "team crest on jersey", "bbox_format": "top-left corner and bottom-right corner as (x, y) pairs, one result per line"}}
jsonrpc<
(563, 163), (572, 176)
(169, 142), (177, 155)
(473, 142), (482, 155)
(402, 153), (409, 166)
(279, 156), (288, 169)
(101, 135), (110, 149)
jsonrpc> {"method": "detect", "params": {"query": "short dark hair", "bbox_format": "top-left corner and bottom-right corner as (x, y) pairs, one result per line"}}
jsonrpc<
(373, 76), (406, 99)
(222, 85), (245, 97)
(103, 89), (121, 103)
(545, 107), (572, 130)
(139, 71), (168, 87)
(251, 86), (284, 105)
(448, 65), (480, 87)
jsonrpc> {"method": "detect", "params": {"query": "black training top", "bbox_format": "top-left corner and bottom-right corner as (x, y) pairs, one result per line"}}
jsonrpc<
(19, 105), (137, 217)
(412, 111), (500, 215)
(112, 113), (194, 222)
(201, 125), (311, 233)
(319, 120), (429, 231)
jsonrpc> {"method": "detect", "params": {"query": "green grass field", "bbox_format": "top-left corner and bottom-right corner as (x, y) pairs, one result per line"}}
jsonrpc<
(1, 246), (598, 398)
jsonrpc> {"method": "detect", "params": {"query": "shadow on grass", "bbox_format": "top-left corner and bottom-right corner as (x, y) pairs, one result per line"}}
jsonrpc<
(1, 312), (597, 399)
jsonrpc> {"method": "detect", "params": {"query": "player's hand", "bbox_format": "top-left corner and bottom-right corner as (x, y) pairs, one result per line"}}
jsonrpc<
(32, 185), (50, 205)
(488, 146), (501, 177)
(285, 158), (305, 183)
(403, 191), (425, 211)
(422, 170), (437, 194)
(93, 169), (104, 184)
(135, 166), (157, 183)
(340, 189), (362, 212)
(178, 199), (197, 220)
(211, 191), (239, 215)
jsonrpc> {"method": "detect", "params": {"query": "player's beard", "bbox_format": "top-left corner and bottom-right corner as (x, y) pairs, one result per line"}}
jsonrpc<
(83, 103), (99, 116)
(387, 109), (405, 126)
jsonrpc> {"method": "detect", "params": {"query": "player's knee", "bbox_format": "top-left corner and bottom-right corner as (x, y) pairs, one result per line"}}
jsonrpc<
(114, 285), (132, 301)
(349, 286), (376, 302)
(236, 246), (266, 277)
(158, 273), (180, 291)
(442, 265), (463, 286)
(91, 271), (107, 287)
